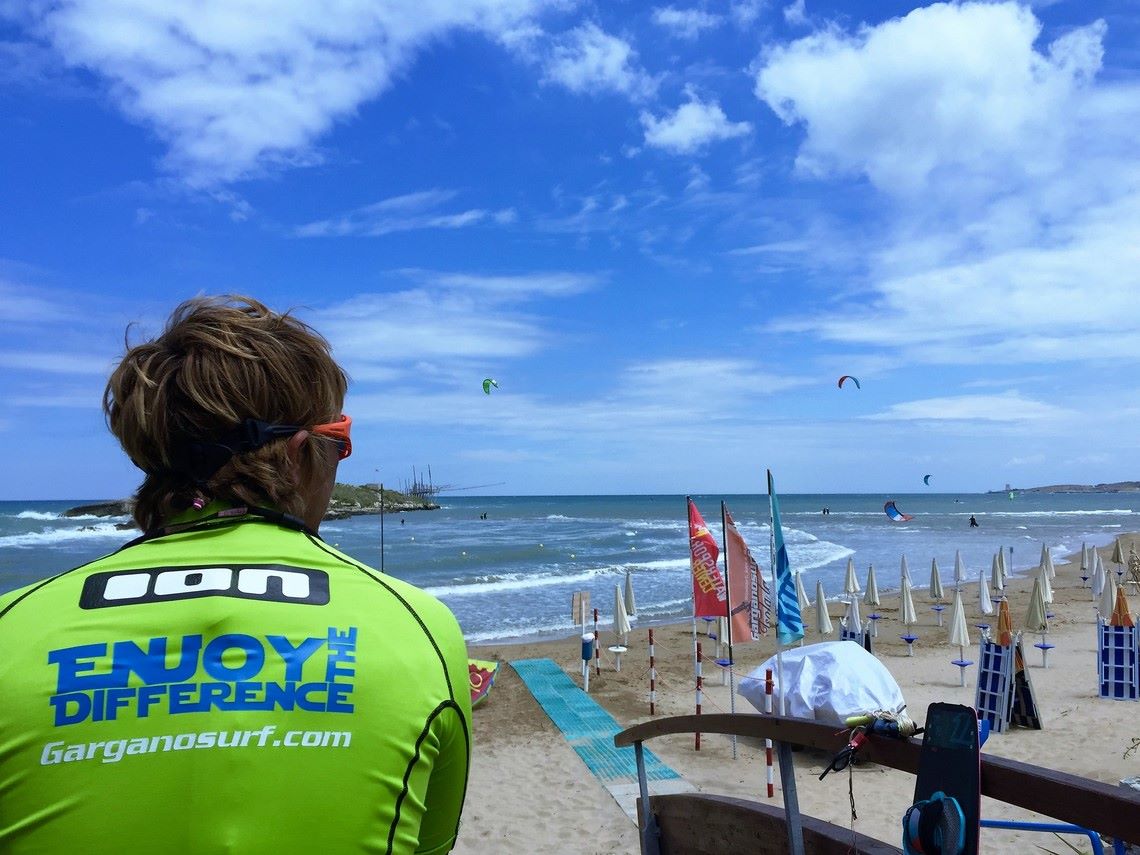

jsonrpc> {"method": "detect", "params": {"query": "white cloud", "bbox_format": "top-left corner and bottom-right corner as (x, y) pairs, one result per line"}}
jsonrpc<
(640, 91), (751, 154)
(542, 22), (657, 99)
(14, 0), (556, 186)
(294, 190), (515, 237)
(753, 3), (1140, 370)
(754, 2), (1105, 195)
(652, 7), (723, 40)
(309, 270), (599, 373)
(782, 0), (807, 27)
(866, 393), (1069, 422)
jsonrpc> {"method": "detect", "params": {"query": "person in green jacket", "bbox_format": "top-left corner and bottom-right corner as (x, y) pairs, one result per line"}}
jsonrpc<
(0, 296), (471, 854)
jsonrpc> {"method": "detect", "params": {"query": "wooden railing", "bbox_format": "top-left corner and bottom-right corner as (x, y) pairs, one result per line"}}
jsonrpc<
(614, 712), (1140, 848)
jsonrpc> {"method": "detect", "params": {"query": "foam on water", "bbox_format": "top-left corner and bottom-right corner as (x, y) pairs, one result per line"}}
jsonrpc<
(0, 523), (126, 548)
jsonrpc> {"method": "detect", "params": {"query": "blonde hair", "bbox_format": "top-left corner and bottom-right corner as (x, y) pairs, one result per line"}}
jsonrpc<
(104, 295), (349, 531)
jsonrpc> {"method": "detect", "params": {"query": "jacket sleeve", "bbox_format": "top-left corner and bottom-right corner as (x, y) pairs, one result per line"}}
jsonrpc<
(413, 609), (472, 855)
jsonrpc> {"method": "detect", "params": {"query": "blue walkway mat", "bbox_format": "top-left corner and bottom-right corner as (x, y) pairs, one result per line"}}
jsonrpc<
(511, 658), (681, 784)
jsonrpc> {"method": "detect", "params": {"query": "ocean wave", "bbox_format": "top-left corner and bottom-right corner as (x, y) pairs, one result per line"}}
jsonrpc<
(0, 524), (126, 548)
(15, 511), (59, 520)
(424, 564), (615, 597)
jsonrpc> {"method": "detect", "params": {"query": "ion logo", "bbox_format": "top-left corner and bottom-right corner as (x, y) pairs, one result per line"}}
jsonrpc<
(79, 565), (330, 609)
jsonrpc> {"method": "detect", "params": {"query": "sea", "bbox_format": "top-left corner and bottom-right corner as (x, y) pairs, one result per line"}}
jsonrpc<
(1, 492), (1136, 644)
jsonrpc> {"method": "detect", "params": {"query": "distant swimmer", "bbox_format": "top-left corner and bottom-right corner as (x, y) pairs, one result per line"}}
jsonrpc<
(969, 515), (979, 528)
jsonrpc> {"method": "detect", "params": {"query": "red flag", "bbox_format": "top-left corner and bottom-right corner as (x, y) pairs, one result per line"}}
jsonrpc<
(724, 504), (771, 642)
(688, 499), (725, 618)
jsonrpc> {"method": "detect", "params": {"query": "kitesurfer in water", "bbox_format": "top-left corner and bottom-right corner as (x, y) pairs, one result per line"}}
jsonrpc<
(0, 296), (471, 854)
(969, 515), (979, 528)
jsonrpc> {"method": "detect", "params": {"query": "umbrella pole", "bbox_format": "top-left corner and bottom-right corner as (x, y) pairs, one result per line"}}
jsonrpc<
(959, 645), (966, 687)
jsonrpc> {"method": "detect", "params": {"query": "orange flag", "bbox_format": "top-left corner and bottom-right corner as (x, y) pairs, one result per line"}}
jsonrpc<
(723, 503), (771, 642)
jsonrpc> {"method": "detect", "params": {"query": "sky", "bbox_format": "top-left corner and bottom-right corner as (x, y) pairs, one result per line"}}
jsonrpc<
(1, 0), (1139, 499)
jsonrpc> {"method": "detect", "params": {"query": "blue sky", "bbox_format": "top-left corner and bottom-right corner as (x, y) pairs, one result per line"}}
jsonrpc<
(2, 0), (1138, 499)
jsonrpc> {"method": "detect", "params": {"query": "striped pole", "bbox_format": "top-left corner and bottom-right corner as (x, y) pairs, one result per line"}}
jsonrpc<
(648, 629), (657, 716)
(764, 668), (775, 798)
(695, 642), (703, 751)
(593, 608), (600, 676)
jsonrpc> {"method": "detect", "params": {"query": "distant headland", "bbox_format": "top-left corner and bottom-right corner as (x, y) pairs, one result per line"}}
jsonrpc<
(63, 482), (438, 526)
(987, 481), (1140, 494)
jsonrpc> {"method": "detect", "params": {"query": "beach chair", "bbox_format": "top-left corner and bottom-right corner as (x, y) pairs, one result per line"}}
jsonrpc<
(1098, 622), (1140, 701)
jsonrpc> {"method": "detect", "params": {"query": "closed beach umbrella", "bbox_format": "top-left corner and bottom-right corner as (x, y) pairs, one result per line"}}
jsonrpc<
(795, 571), (811, 612)
(864, 564), (881, 606)
(715, 615), (729, 648)
(929, 558), (945, 602)
(613, 585), (632, 641)
(815, 580), (834, 635)
(1038, 563), (1053, 605)
(1111, 585), (1135, 628)
(1099, 573), (1117, 621)
(844, 557), (861, 597)
(900, 554), (912, 586)
(948, 588), (970, 649)
(1024, 575), (1048, 633)
(954, 550), (965, 590)
(997, 546), (1007, 582)
(1040, 543), (1056, 581)
(978, 569), (994, 616)
(1112, 538), (1126, 568)
(844, 596), (862, 635)
(996, 598), (1013, 646)
(624, 569), (637, 617)
(1080, 542), (1089, 576)
(1092, 552), (1106, 598)
(900, 577), (918, 628)
(990, 553), (1004, 594)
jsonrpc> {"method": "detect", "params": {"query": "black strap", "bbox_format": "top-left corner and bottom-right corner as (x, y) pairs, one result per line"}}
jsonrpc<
(120, 505), (318, 550)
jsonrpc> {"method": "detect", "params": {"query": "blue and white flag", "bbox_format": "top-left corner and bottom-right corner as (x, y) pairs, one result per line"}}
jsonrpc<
(768, 469), (804, 646)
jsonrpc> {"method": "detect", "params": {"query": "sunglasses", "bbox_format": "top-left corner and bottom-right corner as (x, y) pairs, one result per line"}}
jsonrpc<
(310, 414), (352, 460)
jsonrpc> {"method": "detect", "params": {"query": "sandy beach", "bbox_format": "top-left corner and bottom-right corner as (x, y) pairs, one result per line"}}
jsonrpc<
(457, 536), (1140, 854)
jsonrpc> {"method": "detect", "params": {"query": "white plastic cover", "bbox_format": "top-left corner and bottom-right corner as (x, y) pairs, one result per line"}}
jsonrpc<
(738, 641), (906, 725)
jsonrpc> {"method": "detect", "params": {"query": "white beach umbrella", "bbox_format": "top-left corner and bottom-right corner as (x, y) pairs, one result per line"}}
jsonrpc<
(624, 569), (637, 617)
(1099, 572), (1117, 621)
(997, 546), (1008, 585)
(864, 564), (881, 607)
(1092, 553), (1106, 598)
(900, 577), (918, 628)
(1080, 542), (1089, 578)
(900, 554), (912, 586)
(795, 571), (811, 612)
(844, 596), (863, 635)
(954, 549), (965, 590)
(1038, 563), (1053, 605)
(990, 553), (1004, 594)
(948, 588), (970, 649)
(844, 557), (861, 597)
(613, 585), (632, 641)
(1040, 543), (1056, 581)
(978, 569), (994, 616)
(929, 558), (945, 602)
(815, 580), (834, 635)
(1024, 575), (1048, 633)
(947, 588), (971, 686)
(715, 615), (729, 650)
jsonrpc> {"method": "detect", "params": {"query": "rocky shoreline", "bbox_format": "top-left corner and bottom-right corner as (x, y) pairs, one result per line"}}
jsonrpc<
(64, 483), (438, 526)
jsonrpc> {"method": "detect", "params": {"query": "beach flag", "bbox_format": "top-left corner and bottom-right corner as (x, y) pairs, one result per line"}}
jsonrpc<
(767, 470), (804, 646)
(688, 498), (726, 619)
(722, 503), (770, 642)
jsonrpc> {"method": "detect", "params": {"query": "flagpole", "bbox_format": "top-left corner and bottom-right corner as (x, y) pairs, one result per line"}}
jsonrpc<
(687, 496), (697, 680)
(720, 501), (738, 760)
(767, 472), (788, 716)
